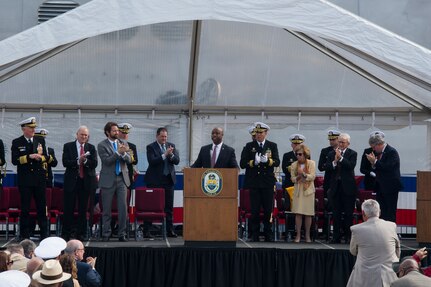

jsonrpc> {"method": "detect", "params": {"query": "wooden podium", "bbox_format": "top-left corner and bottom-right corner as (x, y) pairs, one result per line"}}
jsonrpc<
(183, 168), (238, 246)
(417, 171), (431, 243)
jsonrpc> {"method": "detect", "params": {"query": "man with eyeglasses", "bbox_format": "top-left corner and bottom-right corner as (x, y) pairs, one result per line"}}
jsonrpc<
(326, 133), (358, 244)
(65, 239), (101, 287)
(240, 122), (280, 242)
(366, 133), (402, 223)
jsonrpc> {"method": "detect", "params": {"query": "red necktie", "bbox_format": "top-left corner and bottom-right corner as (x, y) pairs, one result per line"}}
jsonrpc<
(211, 145), (218, 168)
(79, 144), (84, 178)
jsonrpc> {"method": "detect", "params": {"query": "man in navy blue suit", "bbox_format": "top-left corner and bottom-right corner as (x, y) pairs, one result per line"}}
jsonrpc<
(65, 239), (101, 287)
(366, 133), (402, 223)
(191, 127), (238, 169)
(144, 127), (180, 237)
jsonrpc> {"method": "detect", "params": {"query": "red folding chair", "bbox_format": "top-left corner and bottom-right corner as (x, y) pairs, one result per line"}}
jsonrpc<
(238, 188), (277, 241)
(7, 187), (21, 237)
(315, 187), (332, 242)
(50, 187), (92, 238)
(0, 187), (10, 239)
(134, 187), (166, 240)
(353, 189), (376, 224)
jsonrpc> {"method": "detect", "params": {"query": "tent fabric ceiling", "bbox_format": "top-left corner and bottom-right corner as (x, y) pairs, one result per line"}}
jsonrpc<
(0, 0), (430, 85)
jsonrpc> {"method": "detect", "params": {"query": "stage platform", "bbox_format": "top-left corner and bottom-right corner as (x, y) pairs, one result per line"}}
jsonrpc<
(1, 236), (423, 287)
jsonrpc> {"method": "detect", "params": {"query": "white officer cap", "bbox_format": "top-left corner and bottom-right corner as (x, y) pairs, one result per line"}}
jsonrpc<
(289, 134), (305, 144)
(18, 117), (37, 128)
(34, 128), (49, 137)
(118, 123), (133, 134)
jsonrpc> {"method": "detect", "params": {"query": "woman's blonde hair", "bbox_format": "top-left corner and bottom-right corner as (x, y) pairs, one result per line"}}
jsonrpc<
(294, 144), (311, 159)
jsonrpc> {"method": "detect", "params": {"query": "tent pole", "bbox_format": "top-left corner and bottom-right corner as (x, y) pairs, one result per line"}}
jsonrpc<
(186, 20), (202, 165)
(288, 30), (429, 112)
(0, 40), (84, 84)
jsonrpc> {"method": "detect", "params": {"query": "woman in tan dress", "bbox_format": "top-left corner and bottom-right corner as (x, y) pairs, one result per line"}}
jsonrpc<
(290, 144), (316, 243)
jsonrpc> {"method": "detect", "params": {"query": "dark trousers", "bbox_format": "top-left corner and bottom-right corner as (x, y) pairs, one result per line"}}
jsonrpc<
(331, 182), (355, 241)
(376, 190), (399, 223)
(63, 178), (91, 238)
(146, 175), (175, 232)
(19, 185), (48, 239)
(250, 187), (273, 238)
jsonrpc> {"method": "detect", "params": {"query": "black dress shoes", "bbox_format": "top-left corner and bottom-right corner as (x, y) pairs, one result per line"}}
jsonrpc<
(167, 231), (178, 238)
(118, 235), (128, 242)
(144, 232), (154, 239)
(264, 236), (274, 242)
(251, 235), (260, 242)
(101, 236), (110, 242)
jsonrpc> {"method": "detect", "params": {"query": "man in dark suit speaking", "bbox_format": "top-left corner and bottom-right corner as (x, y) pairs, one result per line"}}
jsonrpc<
(191, 127), (238, 169)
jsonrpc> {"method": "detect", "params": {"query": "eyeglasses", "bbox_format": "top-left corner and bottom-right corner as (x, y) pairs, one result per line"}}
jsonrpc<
(7, 260), (13, 265)
(295, 153), (303, 156)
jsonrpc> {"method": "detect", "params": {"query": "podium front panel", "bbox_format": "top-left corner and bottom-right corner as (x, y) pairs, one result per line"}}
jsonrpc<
(183, 168), (238, 242)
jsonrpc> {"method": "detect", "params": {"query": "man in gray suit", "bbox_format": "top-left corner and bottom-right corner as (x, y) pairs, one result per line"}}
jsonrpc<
(391, 258), (431, 286)
(98, 122), (131, 242)
(347, 199), (400, 287)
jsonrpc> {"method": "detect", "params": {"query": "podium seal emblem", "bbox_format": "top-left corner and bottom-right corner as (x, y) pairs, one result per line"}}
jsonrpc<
(201, 169), (223, 196)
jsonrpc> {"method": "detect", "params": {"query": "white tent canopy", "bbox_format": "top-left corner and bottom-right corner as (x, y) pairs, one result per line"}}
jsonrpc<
(1, 0), (431, 88)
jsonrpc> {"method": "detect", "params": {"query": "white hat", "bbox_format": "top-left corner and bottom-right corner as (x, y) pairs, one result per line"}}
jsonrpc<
(369, 130), (385, 138)
(39, 236), (67, 250)
(34, 128), (49, 137)
(327, 129), (340, 140)
(18, 117), (37, 128)
(254, 122), (270, 131)
(248, 125), (256, 135)
(33, 259), (71, 285)
(118, 123), (133, 134)
(35, 237), (66, 259)
(0, 270), (31, 287)
(289, 134), (305, 144)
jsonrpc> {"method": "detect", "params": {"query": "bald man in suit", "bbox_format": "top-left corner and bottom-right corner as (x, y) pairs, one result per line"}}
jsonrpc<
(191, 127), (238, 169)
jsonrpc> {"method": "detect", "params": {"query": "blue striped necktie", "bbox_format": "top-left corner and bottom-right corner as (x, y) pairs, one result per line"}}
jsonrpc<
(113, 141), (120, 175)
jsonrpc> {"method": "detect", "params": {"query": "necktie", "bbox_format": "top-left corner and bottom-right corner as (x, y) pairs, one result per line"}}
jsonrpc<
(113, 141), (120, 175)
(79, 144), (84, 178)
(162, 144), (169, 176)
(211, 145), (218, 168)
(258, 142), (263, 153)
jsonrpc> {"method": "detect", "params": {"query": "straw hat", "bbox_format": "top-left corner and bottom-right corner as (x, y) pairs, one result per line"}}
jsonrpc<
(32, 259), (71, 285)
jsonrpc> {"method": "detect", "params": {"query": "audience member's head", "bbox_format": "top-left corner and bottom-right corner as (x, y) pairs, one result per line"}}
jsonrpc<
(0, 251), (13, 272)
(64, 239), (85, 261)
(6, 244), (24, 256)
(59, 253), (78, 279)
(397, 258), (420, 278)
(32, 259), (71, 286)
(361, 199), (380, 221)
(27, 257), (44, 277)
(6, 243), (28, 272)
(0, 270), (31, 287)
(20, 239), (37, 259)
